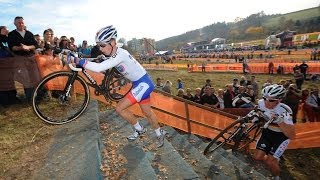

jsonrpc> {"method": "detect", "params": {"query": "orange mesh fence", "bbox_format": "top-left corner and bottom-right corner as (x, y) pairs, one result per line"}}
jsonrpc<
(189, 62), (320, 74)
(35, 55), (320, 149)
(35, 55), (67, 77)
(142, 64), (178, 71)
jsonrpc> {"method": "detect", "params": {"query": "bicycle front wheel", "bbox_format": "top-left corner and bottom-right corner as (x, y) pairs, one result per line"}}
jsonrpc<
(204, 118), (245, 155)
(105, 68), (133, 101)
(32, 71), (90, 125)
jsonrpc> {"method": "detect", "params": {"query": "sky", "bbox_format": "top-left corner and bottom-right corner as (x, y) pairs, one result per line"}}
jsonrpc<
(0, 0), (319, 45)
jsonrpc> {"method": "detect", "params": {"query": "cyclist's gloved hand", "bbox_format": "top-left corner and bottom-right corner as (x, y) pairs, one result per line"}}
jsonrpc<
(67, 52), (78, 63)
(272, 116), (284, 124)
(78, 52), (83, 58)
(273, 112), (291, 124)
(67, 53), (86, 67)
(96, 54), (106, 60)
(273, 112), (292, 124)
(247, 110), (258, 118)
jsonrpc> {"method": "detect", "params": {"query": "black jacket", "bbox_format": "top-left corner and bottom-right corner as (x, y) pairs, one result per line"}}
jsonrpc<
(7, 30), (38, 56)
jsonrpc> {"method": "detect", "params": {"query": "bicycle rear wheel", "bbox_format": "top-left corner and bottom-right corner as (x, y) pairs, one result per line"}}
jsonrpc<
(32, 71), (90, 125)
(105, 68), (133, 101)
(204, 118), (245, 155)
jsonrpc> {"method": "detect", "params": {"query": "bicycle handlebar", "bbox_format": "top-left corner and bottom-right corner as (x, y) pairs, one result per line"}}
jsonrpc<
(56, 49), (102, 72)
(244, 105), (275, 129)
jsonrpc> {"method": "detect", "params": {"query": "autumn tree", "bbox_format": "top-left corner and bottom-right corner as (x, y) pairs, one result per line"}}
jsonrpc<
(245, 26), (264, 39)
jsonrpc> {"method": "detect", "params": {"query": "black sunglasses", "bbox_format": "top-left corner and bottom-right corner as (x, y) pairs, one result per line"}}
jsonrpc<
(263, 97), (278, 102)
(98, 43), (109, 48)
(99, 44), (106, 48)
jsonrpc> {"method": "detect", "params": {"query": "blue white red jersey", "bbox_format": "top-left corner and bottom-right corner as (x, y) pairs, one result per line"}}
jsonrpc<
(83, 47), (147, 82)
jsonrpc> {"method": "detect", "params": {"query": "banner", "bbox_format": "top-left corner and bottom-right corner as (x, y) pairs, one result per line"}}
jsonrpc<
(0, 56), (41, 91)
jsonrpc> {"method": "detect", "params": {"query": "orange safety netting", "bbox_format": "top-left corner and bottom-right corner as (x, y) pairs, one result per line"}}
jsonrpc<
(189, 62), (320, 74)
(35, 55), (320, 149)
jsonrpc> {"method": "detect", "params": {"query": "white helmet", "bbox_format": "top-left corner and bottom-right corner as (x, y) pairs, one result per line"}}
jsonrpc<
(261, 84), (286, 99)
(95, 25), (117, 44)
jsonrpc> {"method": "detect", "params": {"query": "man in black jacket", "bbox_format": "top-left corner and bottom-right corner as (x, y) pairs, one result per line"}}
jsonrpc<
(7, 16), (39, 103)
(299, 61), (308, 80)
(8, 16), (38, 56)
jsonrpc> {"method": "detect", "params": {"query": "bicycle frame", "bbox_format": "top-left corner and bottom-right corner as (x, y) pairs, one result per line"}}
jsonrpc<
(233, 120), (261, 147)
(204, 109), (272, 155)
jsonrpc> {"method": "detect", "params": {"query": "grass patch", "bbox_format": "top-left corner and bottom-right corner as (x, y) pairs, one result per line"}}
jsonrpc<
(0, 103), (55, 178)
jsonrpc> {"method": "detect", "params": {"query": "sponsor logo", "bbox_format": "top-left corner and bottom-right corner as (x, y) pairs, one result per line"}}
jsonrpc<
(115, 65), (125, 73)
(83, 70), (96, 84)
(133, 85), (144, 97)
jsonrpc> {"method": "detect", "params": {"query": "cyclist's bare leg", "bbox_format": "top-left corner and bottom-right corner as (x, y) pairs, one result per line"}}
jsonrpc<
(115, 97), (137, 125)
(253, 149), (267, 161)
(265, 155), (281, 176)
(139, 102), (160, 129)
(139, 101), (165, 147)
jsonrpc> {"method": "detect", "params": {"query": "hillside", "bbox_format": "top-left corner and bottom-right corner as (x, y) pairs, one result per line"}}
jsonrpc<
(264, 7), (320, 27)
(156, 7), (320, 51)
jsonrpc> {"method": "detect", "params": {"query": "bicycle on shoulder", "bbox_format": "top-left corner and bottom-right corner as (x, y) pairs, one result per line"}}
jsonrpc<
(32, 50), (133, 125)
(204, 106), (274, 155)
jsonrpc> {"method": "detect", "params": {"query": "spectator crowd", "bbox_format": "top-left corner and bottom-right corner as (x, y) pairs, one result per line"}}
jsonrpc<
(155, 68), (320, 123)
(0, 16), (102, 106)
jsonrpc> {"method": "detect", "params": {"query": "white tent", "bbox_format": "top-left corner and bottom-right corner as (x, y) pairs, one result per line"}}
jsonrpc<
(211, 38), (226, 43)
(155, 51), (168, 55)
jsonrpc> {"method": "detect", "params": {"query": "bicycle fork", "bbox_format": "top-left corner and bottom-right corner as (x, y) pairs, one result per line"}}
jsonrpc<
(59, 72), (78, 103)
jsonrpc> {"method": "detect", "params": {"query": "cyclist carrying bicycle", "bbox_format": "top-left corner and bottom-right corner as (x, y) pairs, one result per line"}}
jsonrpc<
(68, 25), (166, 148)
(253, 84), (295, 180)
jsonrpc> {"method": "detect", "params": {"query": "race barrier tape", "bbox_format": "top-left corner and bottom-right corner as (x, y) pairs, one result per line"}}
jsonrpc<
(189, 62), (320, 74)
